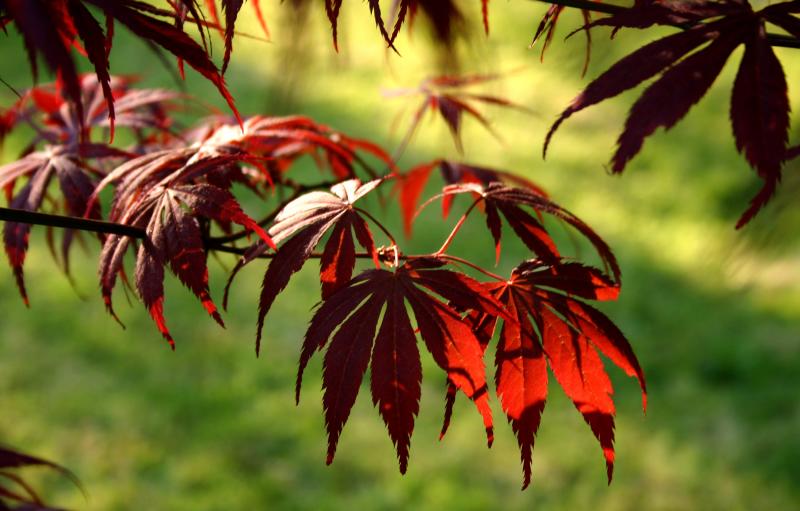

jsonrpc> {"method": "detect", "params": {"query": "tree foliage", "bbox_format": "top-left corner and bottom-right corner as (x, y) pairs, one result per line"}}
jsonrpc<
(1, 0), (797, 506)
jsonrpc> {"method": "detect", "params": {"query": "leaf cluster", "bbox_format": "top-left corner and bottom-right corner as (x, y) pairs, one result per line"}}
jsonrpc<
(12, 0), (800, 496)
(0, 72), (643, 488)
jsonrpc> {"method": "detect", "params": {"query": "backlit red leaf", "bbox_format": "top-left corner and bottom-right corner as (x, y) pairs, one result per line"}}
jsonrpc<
(495, 290), (547, 489)
(370, 285), (421, 473)
(323, 292), (385, 465)
(470, 260), (646, 486)
(396, 160), (547, 236)
(540, 305), (616, 481)
(298, 260), (508, 472)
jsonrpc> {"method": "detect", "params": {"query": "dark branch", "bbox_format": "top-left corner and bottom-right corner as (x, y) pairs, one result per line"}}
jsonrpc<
(207, 244), (389, 260)
(534, 0), (800, 49)
(0, 207), (391, 261)
(0, 207), (145, 239)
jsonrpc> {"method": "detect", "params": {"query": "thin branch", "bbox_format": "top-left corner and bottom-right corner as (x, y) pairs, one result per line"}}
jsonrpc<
(436, 199), (480, 255)
(0, 206), (396, 259)
(534, 0), (800, 49)
(0, 207), (145, 239)
(210, 245), (394, 260)
(354, 206), (398, 247)
(437, 254), (507, 282)
(0, 207), (516, 285)
(0, 207), (393, 261)
(0, 75), (22, 99)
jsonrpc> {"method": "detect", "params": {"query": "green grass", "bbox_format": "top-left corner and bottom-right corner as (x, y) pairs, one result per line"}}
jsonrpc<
(1, 3), (800, 510)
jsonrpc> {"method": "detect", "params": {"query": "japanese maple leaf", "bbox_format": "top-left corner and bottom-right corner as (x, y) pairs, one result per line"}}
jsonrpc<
(203, 0), (270, 52)
(389, 73), (530, 154)
(388, 0), (490, 56)
(443, 260), (645, 488)
(0, 145), (118, 304)
(188, 1), (269, 73)
(325, 0), (490, 52)
(436, 182), (620, 276)
(296, 258), (509, 473)
(0, 77), (185, 303)
(243, 179), (384, 354)
(531, 4), (594, 76)
(0, 0), (239, 135)
(219, 0), (245, 73)
(4, 76), (178, 148)
(0, 445), (82, 510)
(93, 145), (273, 348)
(239, 116), (396, 181)
(395, 159), (548, 236)
(545, 0), (794, 227)
(324, 0), (395, 52)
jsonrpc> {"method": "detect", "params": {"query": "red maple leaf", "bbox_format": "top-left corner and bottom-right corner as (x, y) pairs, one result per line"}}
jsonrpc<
(442, 259), (645, 488)
(395, 159), (548, 236)
(296, 257), (510, 473)
(389, 73), (530, 154)
(0, 77), (176, 304)
(2, 0), (241, 134)
(434, 182), (620, 276)
(91, 137), (273, 348)
(243, 179), (385, 354)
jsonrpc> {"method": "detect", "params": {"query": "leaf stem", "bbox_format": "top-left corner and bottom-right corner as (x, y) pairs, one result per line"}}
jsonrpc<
(354, 206), (398, 247)
(436, 199), (480, 255)
(437, 254), (506, 282)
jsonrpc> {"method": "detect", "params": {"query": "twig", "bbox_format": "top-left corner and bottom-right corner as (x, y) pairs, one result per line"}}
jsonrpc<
(0, 207), (145, 239)
(534, 0), (800, 49)
(0, 207), (399, 263)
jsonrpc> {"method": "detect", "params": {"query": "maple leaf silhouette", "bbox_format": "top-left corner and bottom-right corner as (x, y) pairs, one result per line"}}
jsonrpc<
(531, 4), (595, 76)
(545, 0), (794, 227)
(388, 0), (484, 55)
(296, 257), (510, 473)
(0, 445), (82, 510)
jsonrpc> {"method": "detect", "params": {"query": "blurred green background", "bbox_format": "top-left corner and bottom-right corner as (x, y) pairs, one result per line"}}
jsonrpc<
(1, 2), (799, 510)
